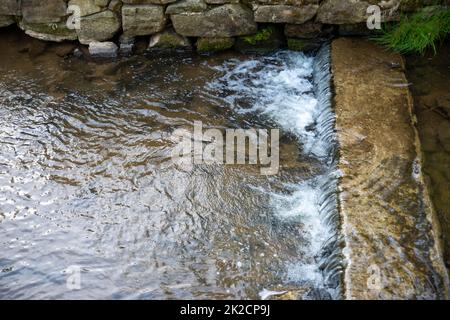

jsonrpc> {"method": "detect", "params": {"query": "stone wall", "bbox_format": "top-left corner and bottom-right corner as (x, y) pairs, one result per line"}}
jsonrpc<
(0, 0), (445, 55)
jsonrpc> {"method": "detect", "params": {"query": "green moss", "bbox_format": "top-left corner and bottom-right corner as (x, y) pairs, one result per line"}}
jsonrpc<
(196, 37), (235, 53)
(158, 33), (187, 49)
(287, 38), (322, 52)
(287, 38), (307, 51)
(399, 0), (445, 12)
(374, 6), (450, 54)
(243, 26), (274, 45)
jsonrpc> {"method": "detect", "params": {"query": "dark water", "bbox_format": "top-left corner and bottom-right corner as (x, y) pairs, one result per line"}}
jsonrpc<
(0, 31), (338, 299)
(406, 43), (450, 274)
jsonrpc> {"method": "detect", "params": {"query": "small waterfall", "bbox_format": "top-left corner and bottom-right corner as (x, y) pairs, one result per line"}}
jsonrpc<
(207, 46), (343, 299)
(312, 44), (344, 299)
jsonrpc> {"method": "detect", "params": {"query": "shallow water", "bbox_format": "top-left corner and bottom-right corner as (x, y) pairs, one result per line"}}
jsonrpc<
(406, 43), (450, 274)
(0, 31), (339, 299)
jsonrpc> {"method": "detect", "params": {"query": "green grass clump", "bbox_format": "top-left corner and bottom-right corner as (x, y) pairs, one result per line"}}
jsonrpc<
(375, 6), (450, 54)
(243, 26), (274, 45)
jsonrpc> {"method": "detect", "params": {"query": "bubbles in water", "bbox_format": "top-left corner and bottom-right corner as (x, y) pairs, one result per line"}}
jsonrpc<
(208, 49), (341, 298)
(208, 51), (329, 158)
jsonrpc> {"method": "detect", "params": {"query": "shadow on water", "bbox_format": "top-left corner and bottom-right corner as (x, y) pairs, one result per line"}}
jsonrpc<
(406, 42), (450, 275)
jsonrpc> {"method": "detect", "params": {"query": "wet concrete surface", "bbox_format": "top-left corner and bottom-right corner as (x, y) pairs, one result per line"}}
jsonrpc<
(332, 37), (449, 299)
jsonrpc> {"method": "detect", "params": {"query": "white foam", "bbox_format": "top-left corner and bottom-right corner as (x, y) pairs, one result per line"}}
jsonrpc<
(258, 288), (288, 300)
(267, 178), (331, 287)
(208, 50), (338, 296)
(208, 52), (328, 158)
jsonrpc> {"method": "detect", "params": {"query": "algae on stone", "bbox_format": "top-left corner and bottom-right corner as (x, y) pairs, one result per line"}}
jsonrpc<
(235, 25), (284, 53)
(242, 26), (274, 45)
(196, 37), (235, 52)
(287, 38), (321, 52)
(19, 20), (78, 42)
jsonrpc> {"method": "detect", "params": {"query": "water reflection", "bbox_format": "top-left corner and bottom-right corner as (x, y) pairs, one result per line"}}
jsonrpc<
(0, 30), (336, 299)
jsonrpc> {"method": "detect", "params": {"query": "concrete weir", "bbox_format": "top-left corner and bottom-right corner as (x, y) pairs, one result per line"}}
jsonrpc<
(331, 38), (449, 299)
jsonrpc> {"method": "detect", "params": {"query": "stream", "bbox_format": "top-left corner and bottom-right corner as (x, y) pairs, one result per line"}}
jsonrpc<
(0, 30), (340, 299)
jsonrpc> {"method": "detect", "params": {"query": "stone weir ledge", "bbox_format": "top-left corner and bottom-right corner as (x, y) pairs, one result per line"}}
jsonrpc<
(332, 38), (449, 300)
(0, 0), (442, 56)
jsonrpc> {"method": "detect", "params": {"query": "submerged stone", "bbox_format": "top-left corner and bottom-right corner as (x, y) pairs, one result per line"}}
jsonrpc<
(52, 42), (78, 57)
(88, 41), (118, 58)
(27, 38), (48, 58)
(119, 35), (135, 55)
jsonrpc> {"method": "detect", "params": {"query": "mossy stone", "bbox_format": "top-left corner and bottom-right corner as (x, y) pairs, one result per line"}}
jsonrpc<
(19, 20), (78, 41)
(234, 25), (284, 54)
(287, 38), (322, 52)
(149, 29), (191, 50)
(196, 37), (235, 52)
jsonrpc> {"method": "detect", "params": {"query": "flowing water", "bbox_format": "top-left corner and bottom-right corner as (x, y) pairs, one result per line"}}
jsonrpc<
(0, 30), (340, 299)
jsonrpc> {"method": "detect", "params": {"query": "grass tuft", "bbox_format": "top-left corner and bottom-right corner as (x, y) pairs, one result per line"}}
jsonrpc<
(374, 6), (450, 55)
